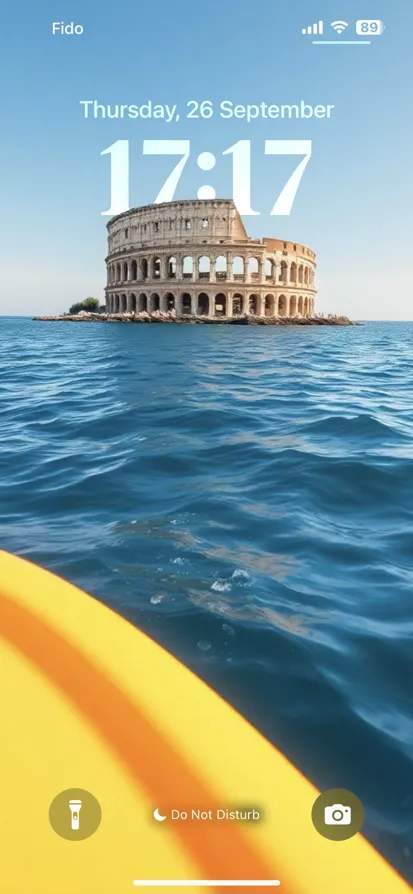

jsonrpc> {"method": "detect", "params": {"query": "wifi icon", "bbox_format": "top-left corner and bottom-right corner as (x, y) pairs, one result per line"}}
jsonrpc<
(330, 20), (349, 34)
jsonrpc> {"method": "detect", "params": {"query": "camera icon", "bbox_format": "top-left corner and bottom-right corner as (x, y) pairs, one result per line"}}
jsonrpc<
(324, 804), (352, 825)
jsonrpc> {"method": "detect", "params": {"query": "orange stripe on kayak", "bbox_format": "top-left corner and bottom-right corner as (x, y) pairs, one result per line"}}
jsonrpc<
(0, 589), (282, 893)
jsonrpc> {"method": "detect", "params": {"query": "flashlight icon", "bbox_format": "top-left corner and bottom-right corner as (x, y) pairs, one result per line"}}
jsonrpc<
(68, 799), (82, 830)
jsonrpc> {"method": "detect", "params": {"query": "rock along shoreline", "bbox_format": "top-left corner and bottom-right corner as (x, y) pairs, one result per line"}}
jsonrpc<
(33, 311), (357, 326)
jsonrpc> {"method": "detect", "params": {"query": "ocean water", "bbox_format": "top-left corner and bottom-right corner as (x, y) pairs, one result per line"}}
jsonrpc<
(1, 316), (413, 882)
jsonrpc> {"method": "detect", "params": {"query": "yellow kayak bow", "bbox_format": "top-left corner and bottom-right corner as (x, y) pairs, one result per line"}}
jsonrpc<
(0, 550), (410, 894)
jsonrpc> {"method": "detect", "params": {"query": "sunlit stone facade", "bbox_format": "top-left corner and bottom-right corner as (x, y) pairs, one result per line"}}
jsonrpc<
(105, 200), (316, 318)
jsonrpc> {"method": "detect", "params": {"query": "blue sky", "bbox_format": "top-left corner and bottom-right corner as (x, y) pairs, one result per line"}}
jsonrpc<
(1, 0), (411, 318)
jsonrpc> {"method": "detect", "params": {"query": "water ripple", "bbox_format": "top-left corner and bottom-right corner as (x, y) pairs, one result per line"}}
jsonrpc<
(1, 317), (413, 883)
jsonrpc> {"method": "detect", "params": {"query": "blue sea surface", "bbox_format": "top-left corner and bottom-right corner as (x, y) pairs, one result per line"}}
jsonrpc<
(1, 317), (413, 882)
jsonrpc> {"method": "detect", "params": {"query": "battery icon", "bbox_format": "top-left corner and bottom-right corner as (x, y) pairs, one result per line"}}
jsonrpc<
(356, 20), (385, 35)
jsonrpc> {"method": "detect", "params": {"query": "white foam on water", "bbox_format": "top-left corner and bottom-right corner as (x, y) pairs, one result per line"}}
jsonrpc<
(211, 580), (232, 593)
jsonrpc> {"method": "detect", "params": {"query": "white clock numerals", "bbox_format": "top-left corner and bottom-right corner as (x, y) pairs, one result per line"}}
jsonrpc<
(142, 140), (190, 204)
(223, 140), (259, 215)
(265, 140), (312, 215)
(101, 140), (129, 216)
(101, 139), (313, 216)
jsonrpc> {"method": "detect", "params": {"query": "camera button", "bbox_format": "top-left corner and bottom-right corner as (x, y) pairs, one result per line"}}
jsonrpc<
(311, 788), (364, 840)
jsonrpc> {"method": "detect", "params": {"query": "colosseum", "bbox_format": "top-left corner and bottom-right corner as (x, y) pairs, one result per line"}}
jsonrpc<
(105, 199), (316, 319)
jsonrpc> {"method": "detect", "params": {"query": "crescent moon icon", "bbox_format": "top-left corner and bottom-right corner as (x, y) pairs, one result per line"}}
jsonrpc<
(153, 808), (167, 822)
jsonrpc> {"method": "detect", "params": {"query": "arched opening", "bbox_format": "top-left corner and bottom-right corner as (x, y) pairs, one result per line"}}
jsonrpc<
(303, 297), (309, 316)
(198, 256), (211, 280)
(279, 295), (287, 317)
(232, 293), (243, 315)
(290, 262), (297, 283)
(215, 256), (227, 281)
(249, 294), (259, 314)
(290, 295), (297, 316)
(116, 263), (121, 282)
(114, 295), (120, 313)
(167, 256), (177, 278)
(130, 260), (137, 281)
(120, 294), (127, 313)
(298, 265), (304, 284)
(264, 259), (274, 281)
(149, 293), (160, 312)
(122, 262), (128, 282)
(280, 260), (288, 282)
(183, 257), (194, 279)
(141, 258), (148, 280)
(298, 296), (304, 315)
(138, 293), (147, 313)
(197, 293), (209, 315)
(128, 294), (137, 313)
(214, 293), (227, 316)
(152, 257), (161, 279)
(182, 293), (193, 314)
(232, 256), (245, 281)
(248, 257), (259, 281)
(304, 266), (309, 285)
(265, 294), (275, 316)
(165, 292), (175, 311)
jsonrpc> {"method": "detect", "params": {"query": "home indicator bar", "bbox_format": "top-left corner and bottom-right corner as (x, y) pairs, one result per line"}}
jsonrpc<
(132, 882), (281, 887)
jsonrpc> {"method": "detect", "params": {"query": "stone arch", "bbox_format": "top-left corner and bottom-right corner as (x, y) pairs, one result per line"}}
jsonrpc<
(290, 295), (297, 316)
(303, 297), (309, 316)
(114, 294), (120, 313)
(120, 294), (127, 312)
(152, 257), (161, 280)
(290, 262), (297, 283)
(130, 260), (137, 281)
(298, 265), (304, 284)
(279, 294), (287, 316)
(249, 294), (259, 314)
(298, 296), (304, 315)
(248, 257), (260, 281)
(165, 292), (175, 311)
(198, 256), (211, 280)
(214, 293), (227, 316)
(183, 256), (194, 279)
(181, 292), (193, 314)
(264, 259), (274, 280)
(149, 293), (160, 312)
(128, 293), (137, 313)
(215, 256), (227, 280)
(167, 256), (177, 278)
(232, 293), (243, 315)
(265, 294), (275, 316)
(138, 293), (147, 313)
(122, 262), (128, 282)
(116, 263), (121, 282)
(197, 293), (209, 315)
(280, 260), (288, 282)
(232, 256), (245, 280)
(304, 266), (309, 285)
(141, 258), (148, 280)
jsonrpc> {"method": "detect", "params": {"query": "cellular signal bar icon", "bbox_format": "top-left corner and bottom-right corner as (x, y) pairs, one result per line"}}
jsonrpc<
(302, 21), (323, 35)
